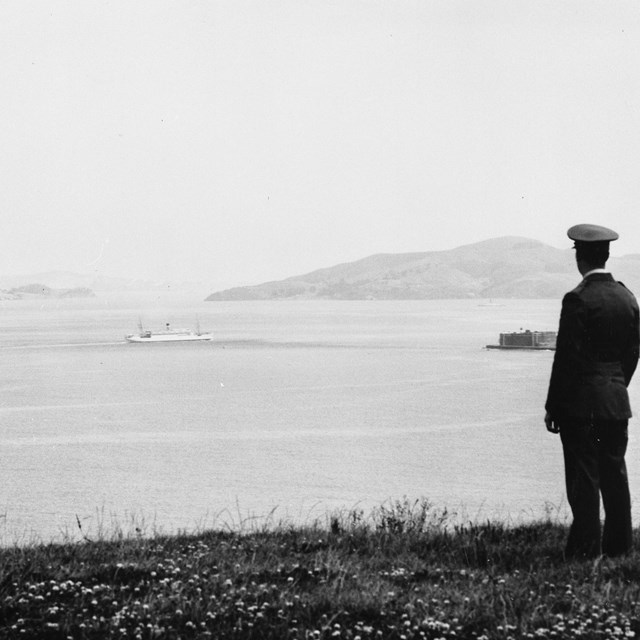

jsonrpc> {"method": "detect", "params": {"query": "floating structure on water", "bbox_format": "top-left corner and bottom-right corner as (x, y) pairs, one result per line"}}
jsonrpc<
(125, 321), (212, 343)
(486, 330), (556, 351)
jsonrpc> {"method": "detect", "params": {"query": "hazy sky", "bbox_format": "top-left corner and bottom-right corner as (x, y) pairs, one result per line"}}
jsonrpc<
(3, 1), (640, 288)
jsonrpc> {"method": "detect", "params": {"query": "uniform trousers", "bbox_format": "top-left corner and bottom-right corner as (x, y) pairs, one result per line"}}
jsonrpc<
(559, 419), (632, 558)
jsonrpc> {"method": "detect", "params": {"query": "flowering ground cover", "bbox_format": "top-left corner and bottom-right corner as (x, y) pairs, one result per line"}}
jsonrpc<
(0, 499), (639, 639)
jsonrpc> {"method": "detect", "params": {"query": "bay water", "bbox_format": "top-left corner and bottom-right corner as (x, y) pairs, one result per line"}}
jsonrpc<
(1, 293), (636, 544)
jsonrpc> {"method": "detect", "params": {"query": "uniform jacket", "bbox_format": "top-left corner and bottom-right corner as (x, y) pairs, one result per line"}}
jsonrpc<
(545, 272), (640, 421)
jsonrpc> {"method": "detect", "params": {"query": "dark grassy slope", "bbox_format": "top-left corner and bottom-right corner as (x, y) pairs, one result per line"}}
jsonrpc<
(1, 500), (639, 639)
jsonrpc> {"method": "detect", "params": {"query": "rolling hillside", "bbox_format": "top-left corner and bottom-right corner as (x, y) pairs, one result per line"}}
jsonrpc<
(205, 237), (640, 301)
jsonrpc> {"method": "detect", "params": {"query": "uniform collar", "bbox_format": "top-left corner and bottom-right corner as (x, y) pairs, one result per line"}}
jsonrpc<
(582, 268), (610, 279)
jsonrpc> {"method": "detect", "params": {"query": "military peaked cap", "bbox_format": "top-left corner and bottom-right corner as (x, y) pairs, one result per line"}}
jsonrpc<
(567, 224), (619, 242)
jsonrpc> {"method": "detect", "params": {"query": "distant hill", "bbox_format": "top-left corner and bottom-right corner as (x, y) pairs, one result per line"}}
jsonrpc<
(205, 237), (640, 301)
(0, 271), (200, 292)
(5, 284), (95, 299)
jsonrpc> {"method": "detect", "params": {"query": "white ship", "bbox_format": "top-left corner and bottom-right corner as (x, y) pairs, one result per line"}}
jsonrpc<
(125, 321), (212, 343)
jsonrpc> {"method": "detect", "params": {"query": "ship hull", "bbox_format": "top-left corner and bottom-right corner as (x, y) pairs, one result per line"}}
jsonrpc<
(125, 333), (213, 343)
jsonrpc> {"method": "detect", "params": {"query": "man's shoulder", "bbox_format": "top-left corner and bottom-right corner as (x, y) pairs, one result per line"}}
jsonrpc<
(616, 281), (640, 308)
(607, 276), (638, 301)
(565, 281), (587, 299)
(617, 280), (635, 294)
(568, 276), (639, 308)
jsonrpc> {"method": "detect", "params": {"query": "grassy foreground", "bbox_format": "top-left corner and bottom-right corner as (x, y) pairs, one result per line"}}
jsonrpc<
(1, 499), (640, 639)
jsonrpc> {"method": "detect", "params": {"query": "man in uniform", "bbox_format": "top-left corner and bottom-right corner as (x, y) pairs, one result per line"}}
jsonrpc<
(545, 223), (639, 559)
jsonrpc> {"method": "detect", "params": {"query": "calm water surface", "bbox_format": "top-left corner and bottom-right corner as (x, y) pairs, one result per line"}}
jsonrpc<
(1, 294), (636, 543)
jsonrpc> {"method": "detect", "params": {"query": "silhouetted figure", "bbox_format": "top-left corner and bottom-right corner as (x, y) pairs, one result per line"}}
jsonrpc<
(545, 224), (639, 559)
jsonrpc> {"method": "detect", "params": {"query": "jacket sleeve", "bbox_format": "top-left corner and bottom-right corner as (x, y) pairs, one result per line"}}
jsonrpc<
(545, 291), (585, 417)
(622, 300), (640, 386)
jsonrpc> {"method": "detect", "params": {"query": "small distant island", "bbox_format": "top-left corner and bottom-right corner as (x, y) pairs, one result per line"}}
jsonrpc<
(0, 283), (95, 300)
(205, 236), (640, 301)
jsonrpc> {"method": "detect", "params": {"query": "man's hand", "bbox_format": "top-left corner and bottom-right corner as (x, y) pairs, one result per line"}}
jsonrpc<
(545, 411), (559, 434)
